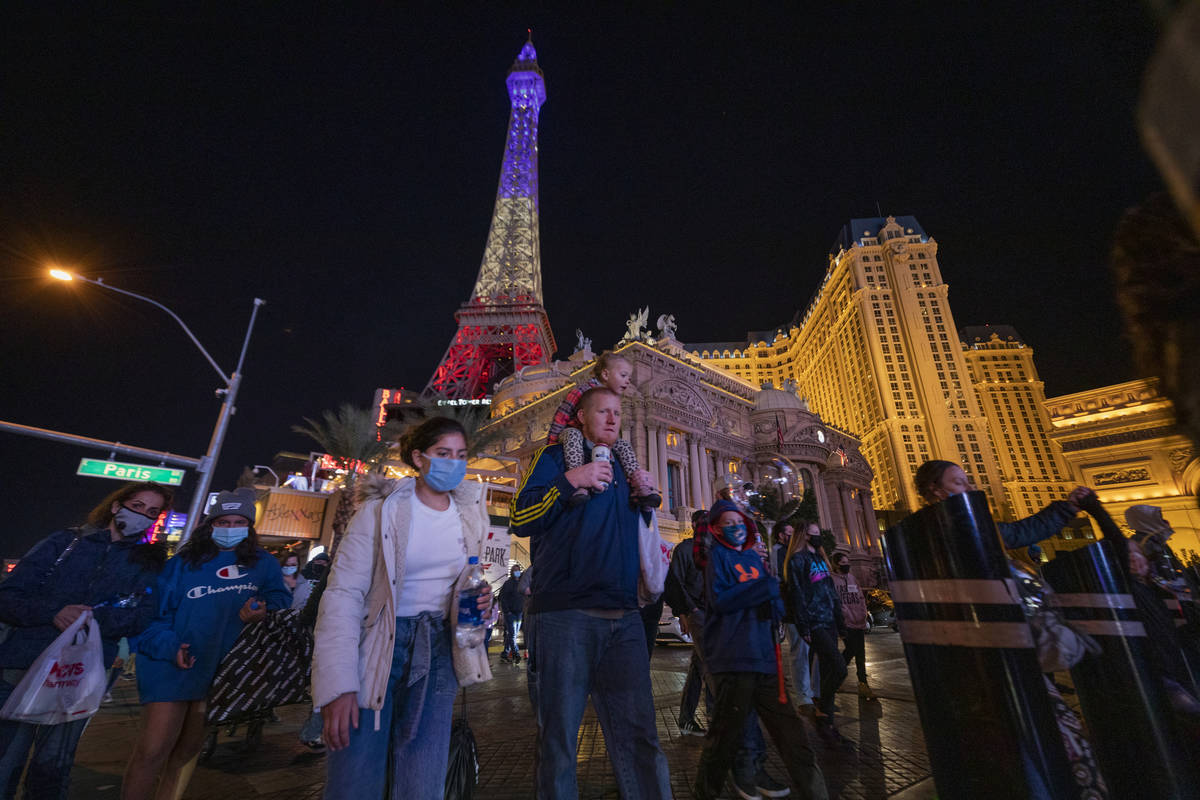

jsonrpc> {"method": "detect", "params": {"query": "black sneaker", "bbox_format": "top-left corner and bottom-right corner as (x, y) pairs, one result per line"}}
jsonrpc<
(731, 774), (762, 800)
(638, 491), (663, 509)
(755, 769), (791, 798)
(817, 723), (854, 750)
(678, 719), (706, 737)
(513, 653), (522, 664)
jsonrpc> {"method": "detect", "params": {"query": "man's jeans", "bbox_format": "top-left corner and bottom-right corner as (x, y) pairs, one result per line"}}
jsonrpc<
(503, 612), (522, 657)
(787, 624), (814, 703)
(324, 613), (458, 800)
(0, 672), (88, 800)
(530, 609), (671, 799)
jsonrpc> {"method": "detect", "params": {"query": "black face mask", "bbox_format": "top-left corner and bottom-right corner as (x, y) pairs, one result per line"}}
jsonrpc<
(308, 563), (329, 580)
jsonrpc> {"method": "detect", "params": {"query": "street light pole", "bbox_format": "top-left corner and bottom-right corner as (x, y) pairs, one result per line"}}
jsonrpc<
(51, 269), (265, 541)
(184, 295), (265, 539)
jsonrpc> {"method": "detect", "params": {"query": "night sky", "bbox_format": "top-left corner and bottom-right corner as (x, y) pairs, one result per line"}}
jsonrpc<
(1, 4), (1165, 558)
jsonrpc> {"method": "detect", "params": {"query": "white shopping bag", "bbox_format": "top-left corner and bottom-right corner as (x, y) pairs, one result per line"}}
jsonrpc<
(0, 611), (105, 724)
(637, 512), (671, 606)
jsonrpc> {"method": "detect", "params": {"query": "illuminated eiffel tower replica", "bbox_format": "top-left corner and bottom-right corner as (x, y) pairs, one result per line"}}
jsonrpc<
(425, 36), (556, 400)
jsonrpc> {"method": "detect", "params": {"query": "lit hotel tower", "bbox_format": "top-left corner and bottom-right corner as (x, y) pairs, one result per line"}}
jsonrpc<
(696, 216), (1011, 518)
(426, 36), (556, 400)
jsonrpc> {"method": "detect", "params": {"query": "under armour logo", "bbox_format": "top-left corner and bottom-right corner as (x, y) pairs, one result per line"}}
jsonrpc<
(735, 564), (760, 583)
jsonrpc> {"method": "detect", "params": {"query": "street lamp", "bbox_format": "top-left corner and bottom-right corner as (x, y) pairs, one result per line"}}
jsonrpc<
(50, 267), (265, 540)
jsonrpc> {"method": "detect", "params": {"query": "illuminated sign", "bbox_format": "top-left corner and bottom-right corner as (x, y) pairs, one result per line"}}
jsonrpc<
(257, 489), (328, 540)
(77, 458), (185, 486)
(373, 387), (406, 428)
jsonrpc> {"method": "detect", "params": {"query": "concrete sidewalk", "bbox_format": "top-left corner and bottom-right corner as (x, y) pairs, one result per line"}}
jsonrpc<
(69, 631), (933, 799)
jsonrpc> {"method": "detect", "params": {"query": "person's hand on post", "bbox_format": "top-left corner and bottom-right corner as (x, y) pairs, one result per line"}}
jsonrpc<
(52, 604), (91, 632)
(322, 692), (360, 751)
(239, 596), (266, 624)
(565, 461), (612, 492)
(1066, 486), (1094, 512)
(476, 582), (493, 612)
(175, 643), (196, 669)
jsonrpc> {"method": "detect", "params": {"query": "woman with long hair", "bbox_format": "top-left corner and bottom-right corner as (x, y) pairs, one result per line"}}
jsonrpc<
(312, 416), (494, 800)
(122, 488), (289, 800)
(783, 519), (849, 747)
(0, 481), (171, 799)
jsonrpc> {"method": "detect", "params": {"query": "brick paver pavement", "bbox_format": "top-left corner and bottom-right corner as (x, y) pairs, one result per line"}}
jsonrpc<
(68, 630), (935, 799)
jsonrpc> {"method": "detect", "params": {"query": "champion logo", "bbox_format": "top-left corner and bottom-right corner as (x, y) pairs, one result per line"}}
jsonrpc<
(216, 564), (246, 580)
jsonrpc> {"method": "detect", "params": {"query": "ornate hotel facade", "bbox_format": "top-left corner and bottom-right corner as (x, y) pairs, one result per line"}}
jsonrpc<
(693, 216), (1014, 522)
(404, 39), (1196, 572)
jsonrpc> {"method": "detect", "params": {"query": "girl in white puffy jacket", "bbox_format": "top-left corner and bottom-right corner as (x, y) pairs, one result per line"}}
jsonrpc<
(312, 417), (494, 800)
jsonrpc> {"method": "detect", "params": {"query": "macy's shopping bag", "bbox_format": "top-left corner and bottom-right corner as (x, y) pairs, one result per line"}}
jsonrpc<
(0, 611), (105, 724)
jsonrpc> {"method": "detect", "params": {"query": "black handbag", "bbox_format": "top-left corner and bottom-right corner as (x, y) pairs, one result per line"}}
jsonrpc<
(205, 608), (314, 725)
(444, 689), (479, 800)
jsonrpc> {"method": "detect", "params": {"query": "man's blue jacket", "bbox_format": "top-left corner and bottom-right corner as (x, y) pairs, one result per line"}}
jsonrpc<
(510, 442), (639, 614)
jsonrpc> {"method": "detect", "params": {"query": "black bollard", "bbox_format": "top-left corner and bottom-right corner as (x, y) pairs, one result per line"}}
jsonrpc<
(1042, 538), (1197, 799)
(883, 491), (1075, 800)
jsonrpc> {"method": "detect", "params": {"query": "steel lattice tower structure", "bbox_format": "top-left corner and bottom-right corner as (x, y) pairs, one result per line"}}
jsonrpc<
(425, 37), (556, 400)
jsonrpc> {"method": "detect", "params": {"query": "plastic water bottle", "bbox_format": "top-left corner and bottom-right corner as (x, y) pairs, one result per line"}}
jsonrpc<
(455, 556), (487, 648)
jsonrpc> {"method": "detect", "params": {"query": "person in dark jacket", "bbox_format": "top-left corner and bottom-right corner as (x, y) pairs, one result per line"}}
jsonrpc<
(784, 520), (848, 747)
(914, 460), (1090, 549)
(510, 387), (671, 799)
(664, 510), (710, 735)
(0, 481), (172, 800)
(694, 499), (828, 800)
(497, 564), (525, 663)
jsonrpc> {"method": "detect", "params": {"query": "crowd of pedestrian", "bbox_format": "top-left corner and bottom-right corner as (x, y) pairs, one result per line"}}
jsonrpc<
(2, 373), (1198, 799)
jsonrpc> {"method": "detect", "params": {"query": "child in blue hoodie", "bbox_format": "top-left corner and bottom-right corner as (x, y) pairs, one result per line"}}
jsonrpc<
(694, 500), (828, 800)
(123, 488), (289, 799)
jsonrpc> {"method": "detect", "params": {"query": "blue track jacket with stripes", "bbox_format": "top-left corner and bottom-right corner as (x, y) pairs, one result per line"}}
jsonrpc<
(509, 442), (639, 614)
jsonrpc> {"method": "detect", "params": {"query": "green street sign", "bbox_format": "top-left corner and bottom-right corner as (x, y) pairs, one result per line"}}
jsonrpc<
(77, 458), (186, 486)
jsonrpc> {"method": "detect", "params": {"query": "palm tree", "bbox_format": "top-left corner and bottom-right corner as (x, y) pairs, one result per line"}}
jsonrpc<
(292, 401), (504, 556)
(292, 404), (399, 556)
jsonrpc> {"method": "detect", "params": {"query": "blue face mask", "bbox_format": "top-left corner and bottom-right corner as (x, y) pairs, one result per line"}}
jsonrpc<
(212, 527), (250, 549)
(721, 522), (748, 547)
(423, 456), (467, 492)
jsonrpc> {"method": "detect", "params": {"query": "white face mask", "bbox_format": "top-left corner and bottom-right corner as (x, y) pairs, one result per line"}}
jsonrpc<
(113, 506), (155, 537)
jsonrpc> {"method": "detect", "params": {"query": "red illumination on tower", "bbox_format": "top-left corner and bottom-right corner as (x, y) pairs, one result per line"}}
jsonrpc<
(425, 37), (555, 400)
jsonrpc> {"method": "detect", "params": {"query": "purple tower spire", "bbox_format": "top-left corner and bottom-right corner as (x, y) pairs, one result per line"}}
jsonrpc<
(471, 35), (547, 301)
(425, 36), (556, 399)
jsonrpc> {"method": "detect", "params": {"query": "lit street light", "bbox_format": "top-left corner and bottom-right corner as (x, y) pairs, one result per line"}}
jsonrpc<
(50, 267), (265, 540)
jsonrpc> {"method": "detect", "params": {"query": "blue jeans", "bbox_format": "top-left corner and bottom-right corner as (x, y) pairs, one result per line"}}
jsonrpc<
(323, 613), (459, 800)
(787, 624), (814, 702)
(503, 612), (522, 657)
(530, 609), (671, 799)
(0, 674), (89, 800)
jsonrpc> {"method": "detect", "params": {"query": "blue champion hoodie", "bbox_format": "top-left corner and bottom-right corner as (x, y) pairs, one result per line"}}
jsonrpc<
(136, 547), (289, 702)
(701, 513), (784, 675)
